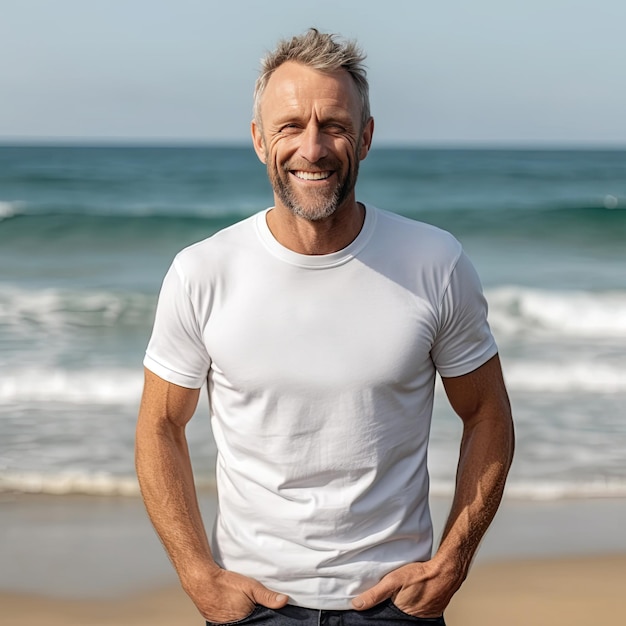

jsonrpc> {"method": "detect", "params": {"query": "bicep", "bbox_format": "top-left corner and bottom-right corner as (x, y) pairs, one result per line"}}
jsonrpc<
(441, 354), (511, 426)
(138, 367), (201, 431)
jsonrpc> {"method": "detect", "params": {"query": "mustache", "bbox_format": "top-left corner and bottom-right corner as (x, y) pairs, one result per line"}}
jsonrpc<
(282, 158), (341, 172)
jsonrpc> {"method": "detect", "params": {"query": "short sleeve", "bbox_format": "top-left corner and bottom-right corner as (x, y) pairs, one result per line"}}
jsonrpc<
(431, 251), (498, 378)
(143, 259), (211, 388)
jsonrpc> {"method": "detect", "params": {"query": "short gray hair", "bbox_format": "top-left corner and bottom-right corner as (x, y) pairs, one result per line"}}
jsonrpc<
(253, 28), (370, 130)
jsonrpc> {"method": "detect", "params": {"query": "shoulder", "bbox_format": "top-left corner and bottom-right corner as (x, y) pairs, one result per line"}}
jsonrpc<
(172, 211), (262, 280)
(368, 205), (462, 266)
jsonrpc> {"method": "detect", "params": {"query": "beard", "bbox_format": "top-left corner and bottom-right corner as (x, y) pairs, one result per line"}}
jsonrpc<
(267, 153), (360, 222)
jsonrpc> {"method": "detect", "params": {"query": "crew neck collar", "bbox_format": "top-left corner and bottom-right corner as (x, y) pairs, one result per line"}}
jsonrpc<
(255, 204), (376, 269)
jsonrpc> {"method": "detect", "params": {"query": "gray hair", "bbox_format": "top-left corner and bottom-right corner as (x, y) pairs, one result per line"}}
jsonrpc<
(253, 28), (370, 131)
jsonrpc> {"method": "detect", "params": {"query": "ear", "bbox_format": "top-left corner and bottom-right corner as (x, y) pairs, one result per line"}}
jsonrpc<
(358, 117), (374, 161)
(251, 120), (267, 164)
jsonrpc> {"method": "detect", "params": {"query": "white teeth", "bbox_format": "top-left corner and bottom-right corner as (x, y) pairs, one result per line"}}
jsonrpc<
(293, 171), (331, 180)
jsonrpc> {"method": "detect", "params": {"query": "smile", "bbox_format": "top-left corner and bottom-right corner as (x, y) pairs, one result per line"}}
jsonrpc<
(292, 170), (332, 181)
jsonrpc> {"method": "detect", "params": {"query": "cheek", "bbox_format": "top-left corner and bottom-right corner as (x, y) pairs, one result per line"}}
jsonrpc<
(268, 139), (292, 167)
(338, 138), (359, 165)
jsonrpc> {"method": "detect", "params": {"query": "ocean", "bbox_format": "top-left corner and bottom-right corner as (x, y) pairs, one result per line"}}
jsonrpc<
(1, 145), (625, 500)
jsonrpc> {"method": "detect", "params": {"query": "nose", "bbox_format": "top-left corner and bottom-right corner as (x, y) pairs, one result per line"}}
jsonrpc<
(297, 122), (328, 163)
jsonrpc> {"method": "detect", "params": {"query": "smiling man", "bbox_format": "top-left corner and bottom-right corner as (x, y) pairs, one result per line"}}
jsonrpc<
(252, 58), (370, 231)
(136, 29), (514, 626)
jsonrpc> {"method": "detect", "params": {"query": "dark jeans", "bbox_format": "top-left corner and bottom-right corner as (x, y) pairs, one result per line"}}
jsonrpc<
(206, 599), (446, 626)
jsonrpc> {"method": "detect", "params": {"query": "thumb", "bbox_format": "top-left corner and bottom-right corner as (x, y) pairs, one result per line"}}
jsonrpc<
(248, 581), (289, 609)
(351, 579), (396, 611)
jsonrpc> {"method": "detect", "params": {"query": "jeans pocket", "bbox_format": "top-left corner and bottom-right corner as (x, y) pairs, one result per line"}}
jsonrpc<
(385, 599), (446, 624)
(206, 604), (268, 626)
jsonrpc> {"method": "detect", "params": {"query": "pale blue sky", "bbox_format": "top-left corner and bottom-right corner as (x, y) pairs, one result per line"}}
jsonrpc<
(2, 0), (625, 146)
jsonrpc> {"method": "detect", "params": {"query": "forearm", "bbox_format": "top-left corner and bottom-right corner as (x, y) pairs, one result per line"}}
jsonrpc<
(435, 405), (514, 578)
(135, 415), (217, 584)
(351, 401), (513, 617)
(135, 372), (288, 620)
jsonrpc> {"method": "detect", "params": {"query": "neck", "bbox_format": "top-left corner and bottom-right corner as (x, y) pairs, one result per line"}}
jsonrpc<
(266, 199), (365, 255)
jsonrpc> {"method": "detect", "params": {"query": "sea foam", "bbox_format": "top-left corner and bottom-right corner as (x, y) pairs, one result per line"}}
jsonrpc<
(3, 284), (626, 339)
(487, 286), (626, 338)
(0, 470), (216, 496)
(0, 368), (143, 404)
(503, 361), (626, 393)
(3, 470), (625, 500)
(0, 200), (22, 220)
(0, 285), (154, 329)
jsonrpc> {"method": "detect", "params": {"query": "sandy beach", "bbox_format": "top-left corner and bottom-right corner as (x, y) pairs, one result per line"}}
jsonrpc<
(2, 492), (626, 625)
(3, 554), (625, 626)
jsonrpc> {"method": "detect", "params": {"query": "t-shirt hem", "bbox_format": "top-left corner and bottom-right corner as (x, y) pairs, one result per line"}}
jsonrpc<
(286, 597), (357, 610)
(143, 354), (205, 389)
(436, 342), (498, 379)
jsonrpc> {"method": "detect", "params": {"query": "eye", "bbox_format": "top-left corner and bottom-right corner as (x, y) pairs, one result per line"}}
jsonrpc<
(324, 122), (348, 134)
(279, 123), (300, 134)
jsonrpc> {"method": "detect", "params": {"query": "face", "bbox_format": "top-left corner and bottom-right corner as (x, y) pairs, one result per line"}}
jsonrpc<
(252, 62), (373, 222)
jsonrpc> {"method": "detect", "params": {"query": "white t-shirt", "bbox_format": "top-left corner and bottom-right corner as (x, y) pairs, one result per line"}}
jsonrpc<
(144, 205), (497, 609)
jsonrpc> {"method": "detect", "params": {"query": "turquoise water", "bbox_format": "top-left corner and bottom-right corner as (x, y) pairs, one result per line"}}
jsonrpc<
(1, 145), (625, 498)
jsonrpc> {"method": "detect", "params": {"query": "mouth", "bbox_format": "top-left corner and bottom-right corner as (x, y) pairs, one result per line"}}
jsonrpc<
(291, 170), (333, 181)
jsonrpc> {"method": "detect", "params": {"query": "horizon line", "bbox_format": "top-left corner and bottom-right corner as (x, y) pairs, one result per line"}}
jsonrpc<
(2, 138), (626, 151)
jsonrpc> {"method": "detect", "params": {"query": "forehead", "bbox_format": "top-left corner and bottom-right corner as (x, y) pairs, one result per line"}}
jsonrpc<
(260, 61), (360, 121)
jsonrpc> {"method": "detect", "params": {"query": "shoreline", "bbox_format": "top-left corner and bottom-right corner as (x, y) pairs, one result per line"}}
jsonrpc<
(2, 493), (626, 624)
(2, 492), (626, 596)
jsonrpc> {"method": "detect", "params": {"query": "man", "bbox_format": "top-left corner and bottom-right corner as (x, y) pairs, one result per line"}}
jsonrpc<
(136, 28), (514, 626)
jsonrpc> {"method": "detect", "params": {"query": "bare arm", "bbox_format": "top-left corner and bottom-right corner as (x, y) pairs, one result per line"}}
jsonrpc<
(135, 368), (288, 621)
(353, 354), (514, 616)
(437, 353), (514, 577)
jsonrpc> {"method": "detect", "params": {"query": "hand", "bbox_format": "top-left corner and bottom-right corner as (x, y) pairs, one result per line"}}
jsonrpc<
(351, 558), (463, 618)
(182, 566), (289, 623)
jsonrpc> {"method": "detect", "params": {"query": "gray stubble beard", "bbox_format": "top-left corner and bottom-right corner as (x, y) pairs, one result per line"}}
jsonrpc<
(267, 152), (360, 223)
(273, 172), (344, 222)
